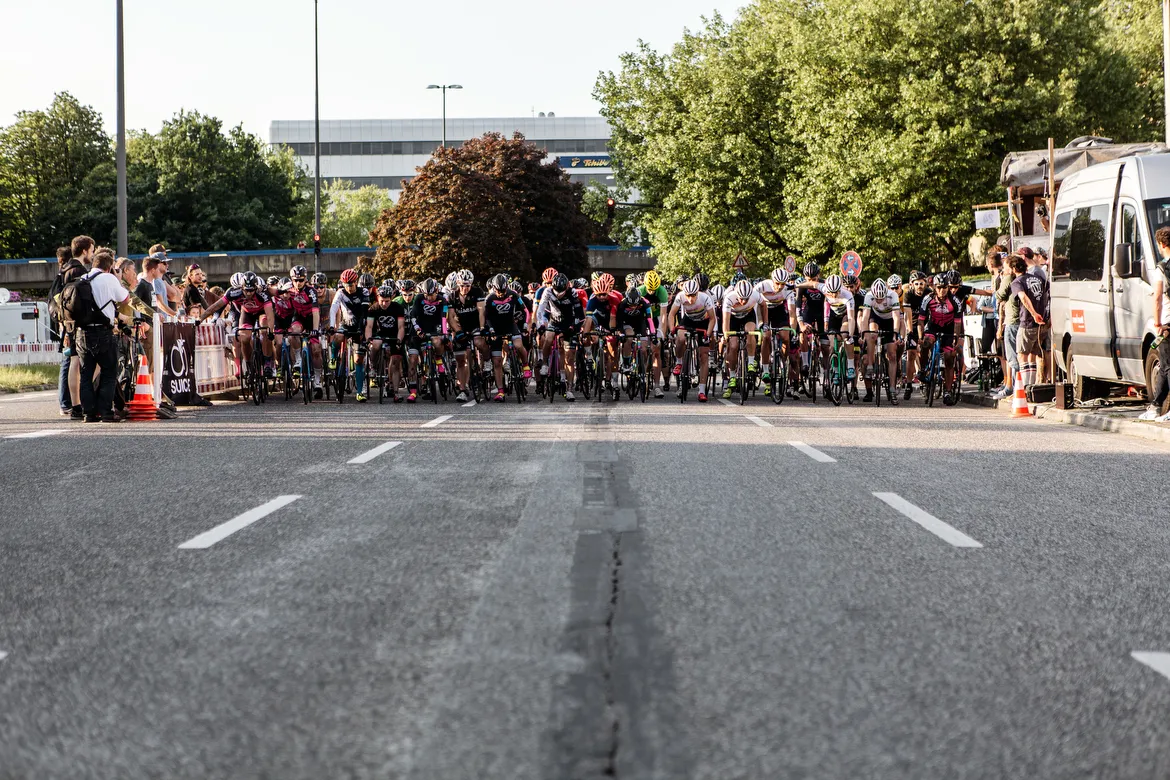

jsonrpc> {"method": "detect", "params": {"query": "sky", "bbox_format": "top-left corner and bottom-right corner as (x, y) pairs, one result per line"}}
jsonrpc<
(2, 0), (745, 141)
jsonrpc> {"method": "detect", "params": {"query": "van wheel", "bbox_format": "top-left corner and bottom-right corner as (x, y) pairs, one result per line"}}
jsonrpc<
(1067, 354), (1098, 404)
(1144, 349), (1168, 414)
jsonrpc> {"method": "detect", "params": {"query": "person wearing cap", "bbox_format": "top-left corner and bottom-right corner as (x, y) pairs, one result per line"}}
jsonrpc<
(141, 254), (177, 317)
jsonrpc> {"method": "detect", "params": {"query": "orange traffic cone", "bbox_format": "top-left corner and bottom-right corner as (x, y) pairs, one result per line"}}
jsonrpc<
(1010, 371), (1031, 418)
(127, 355), (158, 421)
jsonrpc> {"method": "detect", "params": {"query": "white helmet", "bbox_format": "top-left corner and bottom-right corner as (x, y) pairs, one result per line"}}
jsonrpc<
(456, 269), (474, 284)
(870, 279), (889, 299)
(709, 283), (726, 303)
(230, 272), (245, 289)
(681, 278), (700, 296)
(823, 274), (843, 294)
(886, 274), (902, 288)
(771, 267), (790, 285)
(734, 279), (753, 299)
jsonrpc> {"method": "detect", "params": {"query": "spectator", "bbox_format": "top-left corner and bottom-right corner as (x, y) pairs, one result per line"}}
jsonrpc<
(74, 249), (131, 422)
(148, 243), (183, 310)
(113, 257), (155, 372)
(182, 263), (207, 318)
(1140, 227), (1170, 422)
(994, 253), (1021, 399)
(204, 286), (224, 320)
(141, 254), (177, 317)
(981, 249), (1007, 396)
(1009, 254), (1050, 387)
(49, 245), (82, 416)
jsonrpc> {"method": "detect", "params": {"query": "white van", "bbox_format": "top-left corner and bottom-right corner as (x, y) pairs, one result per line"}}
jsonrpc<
(0, 301), (51, 344)
(1050, 152), (1170, 400)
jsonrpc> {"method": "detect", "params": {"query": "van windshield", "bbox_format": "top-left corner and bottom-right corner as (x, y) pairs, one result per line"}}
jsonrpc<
(1146, 199), (1170, 243)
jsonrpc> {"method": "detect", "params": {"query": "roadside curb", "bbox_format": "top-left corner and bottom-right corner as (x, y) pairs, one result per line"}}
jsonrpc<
(960, 390), (1170, 446)
(0, 383), (53, 395)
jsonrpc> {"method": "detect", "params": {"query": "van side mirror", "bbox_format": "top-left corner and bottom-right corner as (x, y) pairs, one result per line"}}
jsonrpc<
(1113, 243), (1139, 278)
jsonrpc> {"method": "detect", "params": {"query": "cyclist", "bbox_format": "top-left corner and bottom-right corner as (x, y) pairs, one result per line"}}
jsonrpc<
(484, 273), (531, 402)
(667, 278), (716, 402)
(286, 265), (323, 397)
(447, 269), (486, 403)
(197, 271), (275, 383)
(270, 278), (297, 381)
(721, 278), (763, 399)
(613, 285), (655, 389)
(584, 273), (622, 391)
(802, 274), (856, 396)
(858, 278), (904, 404)
(794, 262), (827, 393)
(918, 273), (962, 405)
(535, 273), (585, 401)
(624, 273), (638, 292)
(365, 284), (406, 402)
(330, 268), (372, 401)
(755, 268), (798, 394)
(902, 270), (929, 399)
(408, 278), (455, 401)
(509, 279), (534, 356)
(396, 279), (421, 401)
(636, 270), (669, 398)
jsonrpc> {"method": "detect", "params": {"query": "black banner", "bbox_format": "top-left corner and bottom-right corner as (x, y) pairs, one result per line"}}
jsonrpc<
(161, 321), (198, 406)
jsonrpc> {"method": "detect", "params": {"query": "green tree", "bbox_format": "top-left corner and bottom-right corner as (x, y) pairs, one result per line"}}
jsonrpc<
(0, 92), (113, 258)
(313, 179), (392, 248)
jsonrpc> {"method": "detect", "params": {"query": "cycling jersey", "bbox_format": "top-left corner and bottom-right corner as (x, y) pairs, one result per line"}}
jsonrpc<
(484, 291), (525, 335)
(368, 300), (406, 340)
(636, 285), (669, 320)
(798, 284), (825, 324)
(448, 288), (485, 333)
(331, 287), (370, 333)
(536, 289), (585, 333)
(863, 289), (900, 320)
(673, 292), (716, 327)
(586, 291), (624, 325)
(410, 294), (448, 336)
(272, 293), (295, 332)
(723, 287), (763, 319)
(919, 294), (961, 330)
(755, 280), (795, 328)
(615, 296), (654, 334)
(288, 285), (319, 325)
(225, 287), (272, 328)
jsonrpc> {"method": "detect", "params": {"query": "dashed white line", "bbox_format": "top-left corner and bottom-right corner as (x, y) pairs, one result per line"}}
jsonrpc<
(745, 415), (772, 428)
(718, 398), (736, 407)
(0, 651), (7, 662)
(788, 441), (836, 463)
(4, 429), (66, 439)
(462, 400), (477, 408)
(347, 441), (402, 464)
(178, 495), (301, 549)
(873, 492), (982, 548)
(421, 414), (454, 428)
(1132, 652), (1170, 680)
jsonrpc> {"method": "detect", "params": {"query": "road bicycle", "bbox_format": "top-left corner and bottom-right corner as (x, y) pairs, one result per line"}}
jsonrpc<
(236, 327), (269, 406)
(866, 330), (899, 407)
(825, 330), (853, 407)
(617, 333), (652, 402)
(417, 337), (448, 405)
(766, 326), (795, 406)
(724, 330), (753, 406)
(920, 333), (960, 407)
(676, 328), (705, 404)
(501, 337), (527, 403)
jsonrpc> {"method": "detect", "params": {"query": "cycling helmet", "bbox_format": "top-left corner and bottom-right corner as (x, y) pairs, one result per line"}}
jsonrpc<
(644, 270), (662, 292)
(397, 279), (417, 293)
(945, 269), (962, 286)
(694, 271), (710, 291)
(457, 269), (474, 285)
(870, 279), (889, 299)
(909, 270), (927, 282)
(421, 278), (441, 296)
(886, 274), (903, 288)
(803, 261), (820, 278)
(625, 273), (637, 289)
(542, 267), (558, 284)
(488, 273), (508, 293)
(675, 275), (689, 286)
(340, 268), (359, 284)
(680, 278), (700, 296)
(572, 277), (587, 290)
(734, 279), (753, 299)
(592, 273), (614, 295)
(509, 280), (524, 295)
(771, 268), (791, 285)
(311, 272), (327, 286)
(551, 273), (570, 293)
(242, 271), (260, 291)
(729, 270), (746, 285)
(445, 272), (458, 290)
(377, 284), (394, 298)
(591, 271), (603, 283)
(230, 272), (246, 289)
(290, 265), (308, 280)
(278, 276), (292, 291)
(844, 274), (859, 288)
(709, 283), (726, 302)
(932, 273), (948, 287)
(624, 286), (643, 305)
(359, 273), (375, 289)
(823, 274), (843, 294)
(265, 275), (280, 287)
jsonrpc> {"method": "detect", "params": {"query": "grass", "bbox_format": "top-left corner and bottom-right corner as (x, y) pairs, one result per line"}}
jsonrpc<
(0, 363), (59, 392)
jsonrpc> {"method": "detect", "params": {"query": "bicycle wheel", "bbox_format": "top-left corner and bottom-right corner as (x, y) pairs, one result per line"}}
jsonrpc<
(874, 348), (883, 408)
(302, 343), (312, 405)
(679, 344), (691, 403)
(282, 347), (293, 401)
(925, 349), (938, 407)
(594, 346), (606, 403)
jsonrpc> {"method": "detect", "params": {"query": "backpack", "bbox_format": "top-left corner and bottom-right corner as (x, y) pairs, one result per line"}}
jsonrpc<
(60, 273), (109, 329)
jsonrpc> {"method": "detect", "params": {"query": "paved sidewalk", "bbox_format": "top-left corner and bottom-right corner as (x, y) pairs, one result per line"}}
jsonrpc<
(961, 388), (1170, 445)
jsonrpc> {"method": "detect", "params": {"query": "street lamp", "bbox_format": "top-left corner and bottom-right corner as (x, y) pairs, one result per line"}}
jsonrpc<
(426, 84), (463, 149)
(115, 0), (127, 257)
(313, 0), (322, 274)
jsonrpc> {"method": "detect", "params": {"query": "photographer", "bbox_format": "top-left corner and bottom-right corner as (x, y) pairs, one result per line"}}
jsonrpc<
(1140, 227), (1170, 422)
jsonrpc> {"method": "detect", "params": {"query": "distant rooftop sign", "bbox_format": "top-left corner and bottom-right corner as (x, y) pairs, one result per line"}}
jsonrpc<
(558, 155), (610, 169)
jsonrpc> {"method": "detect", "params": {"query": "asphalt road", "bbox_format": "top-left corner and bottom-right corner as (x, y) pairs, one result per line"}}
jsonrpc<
(2, 388), (1170, 779)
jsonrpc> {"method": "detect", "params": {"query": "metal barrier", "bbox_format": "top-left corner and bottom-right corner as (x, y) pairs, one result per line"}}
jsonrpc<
(0, 342), (58, 366)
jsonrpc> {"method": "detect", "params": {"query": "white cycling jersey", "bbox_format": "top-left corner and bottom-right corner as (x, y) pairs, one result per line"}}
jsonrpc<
(863, 289), (900, 320)
(754, 280), (795, 308)
(819, 285), (855, 318)
(674, 291), (716, 320)
(723, 287), (763, 317)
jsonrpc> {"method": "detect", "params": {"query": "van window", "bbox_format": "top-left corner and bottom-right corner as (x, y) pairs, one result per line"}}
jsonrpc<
(1119, 203), (1145, 268)
(1052, 205), (1108, 281)
(1146, 199), (1170, 251)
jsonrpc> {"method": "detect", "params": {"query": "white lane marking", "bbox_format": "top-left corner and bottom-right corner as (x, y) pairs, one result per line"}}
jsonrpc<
(347, 441), (402, 465)
(788, 441), (836, 463)
(1132, 652), (1170, 680)
(462, 400), (477, 408)
(0, 651), (7, 661)
(421, 414), (454, 428)
(4, 429), (66, 439)
(718, 398), (736, 407)
(178, 495), (301, 549)
(745, 415), (772, 428)
(872, 492), (982, 548)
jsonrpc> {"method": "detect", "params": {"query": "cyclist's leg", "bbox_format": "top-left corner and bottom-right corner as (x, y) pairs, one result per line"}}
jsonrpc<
(491, 334), (506, 391)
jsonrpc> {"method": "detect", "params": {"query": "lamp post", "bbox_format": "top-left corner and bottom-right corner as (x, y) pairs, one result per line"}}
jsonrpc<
(115, 0), (127, 257)
(426, 84), (463, 148)
(1164, 0), (1169, 145)
(313, 0), (322, 274)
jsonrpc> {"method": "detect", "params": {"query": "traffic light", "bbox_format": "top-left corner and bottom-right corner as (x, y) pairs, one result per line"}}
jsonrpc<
(606, 198), (616, 220)
(313, 233), (321, 253)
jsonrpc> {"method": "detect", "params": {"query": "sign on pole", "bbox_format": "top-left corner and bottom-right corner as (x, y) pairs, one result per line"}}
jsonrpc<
(840, 251), (863, 278)
(974, 209), (1001, 230)
(784, 255), (796, 273)
(732, 252), (749, 271)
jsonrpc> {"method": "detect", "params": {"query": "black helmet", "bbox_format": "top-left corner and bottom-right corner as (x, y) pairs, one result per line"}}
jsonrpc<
(290, 265), (308, 280)
(572, 277), (587, 290)
(730, 270), (747, 285)
(488, 273), (508, 293)
(310, 272), (327, 286)
(421, 278), (441, 296)
(909, 270), (927, 282)
(844, 274), (859, 287)
(693, 271), (710, 291)
(933, 273), (948, 287)
(551, 273), (570, 293)
(359, 273), (375, 289)
(243, 271), (260, 290)
(945, 269), (962, 286)
(803, 262), (820, 279)
(509, 280), (524, 295)
(266, 275), (280, 286)
(377, 284), (395, 298)
(624, 286), (642, 305)
(397, 279), (417, 293)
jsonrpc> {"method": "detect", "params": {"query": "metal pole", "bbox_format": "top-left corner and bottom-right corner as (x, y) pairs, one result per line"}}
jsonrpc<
(313, 0), (321, 274)
(115, 0), (127, 257)
(441, 86), (447, 149)
(1164, 0), (1170, 144)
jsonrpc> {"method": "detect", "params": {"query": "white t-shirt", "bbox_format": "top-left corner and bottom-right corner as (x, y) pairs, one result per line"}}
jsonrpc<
(85, 269), (130, 325)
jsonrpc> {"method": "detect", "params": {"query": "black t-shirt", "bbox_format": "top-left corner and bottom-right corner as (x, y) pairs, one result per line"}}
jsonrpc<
(369, 300), (406, 336)
(448, 287), (485, 332)
(484, 291), (524, 332)
(183, 284), (206, 311)
(799, 284), (825, 321)
(410, 295), (447, 334)
(134, 278), (156, 317)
